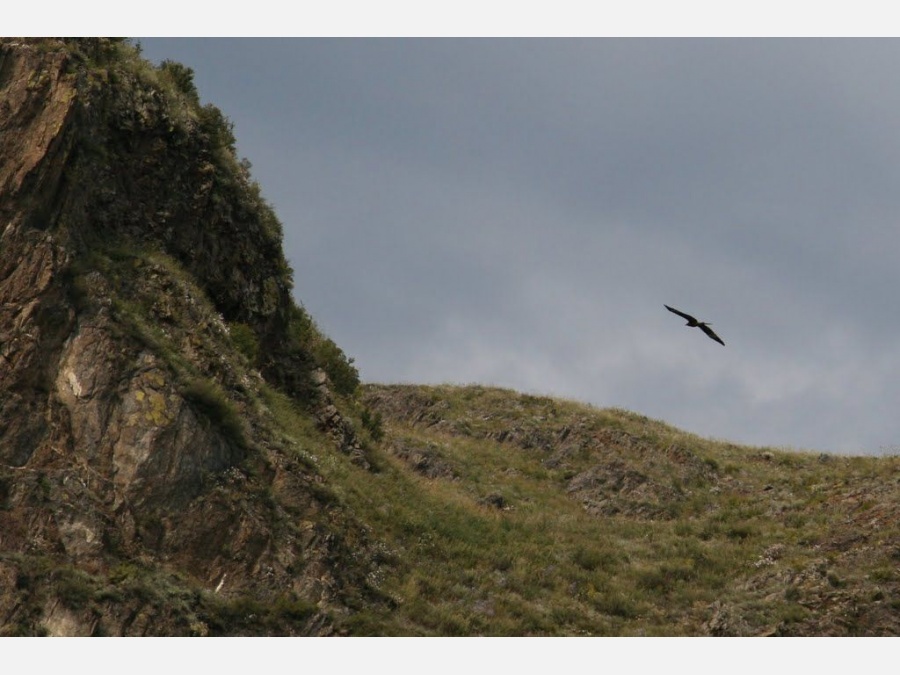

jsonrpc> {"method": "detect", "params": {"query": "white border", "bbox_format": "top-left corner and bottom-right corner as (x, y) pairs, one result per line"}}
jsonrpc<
(6, 2), (900, 37)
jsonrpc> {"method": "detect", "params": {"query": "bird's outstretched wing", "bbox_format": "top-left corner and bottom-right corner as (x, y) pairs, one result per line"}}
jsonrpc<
(699, 323), (725, 346)
(664, 304), (697, 322)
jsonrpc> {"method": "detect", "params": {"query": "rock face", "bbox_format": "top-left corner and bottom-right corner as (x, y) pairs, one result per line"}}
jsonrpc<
(0, 38), (374, 636)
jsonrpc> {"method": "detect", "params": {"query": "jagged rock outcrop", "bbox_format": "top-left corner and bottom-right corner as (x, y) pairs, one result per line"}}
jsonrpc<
(0, 38), (376, 636)
(311, 367), (372, 470)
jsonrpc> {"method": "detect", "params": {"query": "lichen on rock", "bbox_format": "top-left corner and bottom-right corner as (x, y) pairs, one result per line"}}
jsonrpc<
(0, 38), (378, 636)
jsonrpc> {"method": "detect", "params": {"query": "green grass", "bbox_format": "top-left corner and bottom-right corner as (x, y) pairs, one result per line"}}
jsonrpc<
(15, 362), (898, 635)
(181, 377), (249, 449)
(287, 382), (900, 636)
(228, 322), (260, 363)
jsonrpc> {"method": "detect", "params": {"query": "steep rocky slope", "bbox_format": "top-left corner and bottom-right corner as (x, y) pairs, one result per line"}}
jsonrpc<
(0, 38), (379, 636)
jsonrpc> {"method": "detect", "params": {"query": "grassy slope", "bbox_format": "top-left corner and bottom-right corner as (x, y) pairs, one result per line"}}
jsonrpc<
(271, 383), (899, 636)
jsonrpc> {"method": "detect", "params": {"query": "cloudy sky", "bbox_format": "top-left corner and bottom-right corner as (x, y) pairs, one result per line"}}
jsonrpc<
(134, 38), (900, 455)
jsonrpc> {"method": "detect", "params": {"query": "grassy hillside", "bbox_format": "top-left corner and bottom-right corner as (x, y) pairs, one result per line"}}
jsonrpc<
(273, 383), (900, 636)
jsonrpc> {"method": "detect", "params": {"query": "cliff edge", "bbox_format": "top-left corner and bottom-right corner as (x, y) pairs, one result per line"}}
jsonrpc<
(0, 38), (378, 636)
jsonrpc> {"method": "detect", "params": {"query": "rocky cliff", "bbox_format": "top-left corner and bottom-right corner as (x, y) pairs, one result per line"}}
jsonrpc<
(0, 38), (379, 636)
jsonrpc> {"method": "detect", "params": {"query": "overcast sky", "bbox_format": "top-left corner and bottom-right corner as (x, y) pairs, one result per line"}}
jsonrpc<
(133, 38), (900, 455)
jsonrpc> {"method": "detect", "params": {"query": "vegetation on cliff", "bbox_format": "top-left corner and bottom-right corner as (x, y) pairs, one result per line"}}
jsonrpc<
(0, 37), (372, 636)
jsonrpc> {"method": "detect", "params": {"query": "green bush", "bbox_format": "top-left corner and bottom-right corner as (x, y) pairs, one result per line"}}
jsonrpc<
(572, 545), (616, 572)
(198, 104), (236, 152)
(182, 378), (248, 449)
(62, 38), (130, 66)
(229, 322), (260, 363)
(287, 305), (359, 397)
(55, 569), (97, 610)
(272, 595), (317, 622)
(159, 60), (199, 102)
(360, 408), (384, 441)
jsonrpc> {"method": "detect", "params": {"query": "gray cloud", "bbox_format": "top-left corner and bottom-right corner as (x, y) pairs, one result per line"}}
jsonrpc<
(137, 38), (900, 454)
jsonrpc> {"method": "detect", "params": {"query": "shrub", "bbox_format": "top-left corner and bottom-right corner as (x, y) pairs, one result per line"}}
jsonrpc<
(572, 545), (616, 572)
(360, 407), (384, 441)
(62, 38), (130, 66)
(725, 523), (756, 541)
(593, 591), (638, 619)
(314, 339), (359, 396)
(198, 104), (236, 152)
(287, 305), (359, 397)
(55, 569), (96, 610)
(229, 322), (259, 363)
(159, 60), (199, 102)
(182, 378), (248, 449)
(272, 595), (317, 622)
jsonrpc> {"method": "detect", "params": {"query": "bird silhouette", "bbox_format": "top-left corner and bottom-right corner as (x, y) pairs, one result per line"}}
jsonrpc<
(664, 305), (725, 345)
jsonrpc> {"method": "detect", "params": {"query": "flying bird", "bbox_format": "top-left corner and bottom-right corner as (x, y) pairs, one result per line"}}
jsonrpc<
(664, 305), (725, 345)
